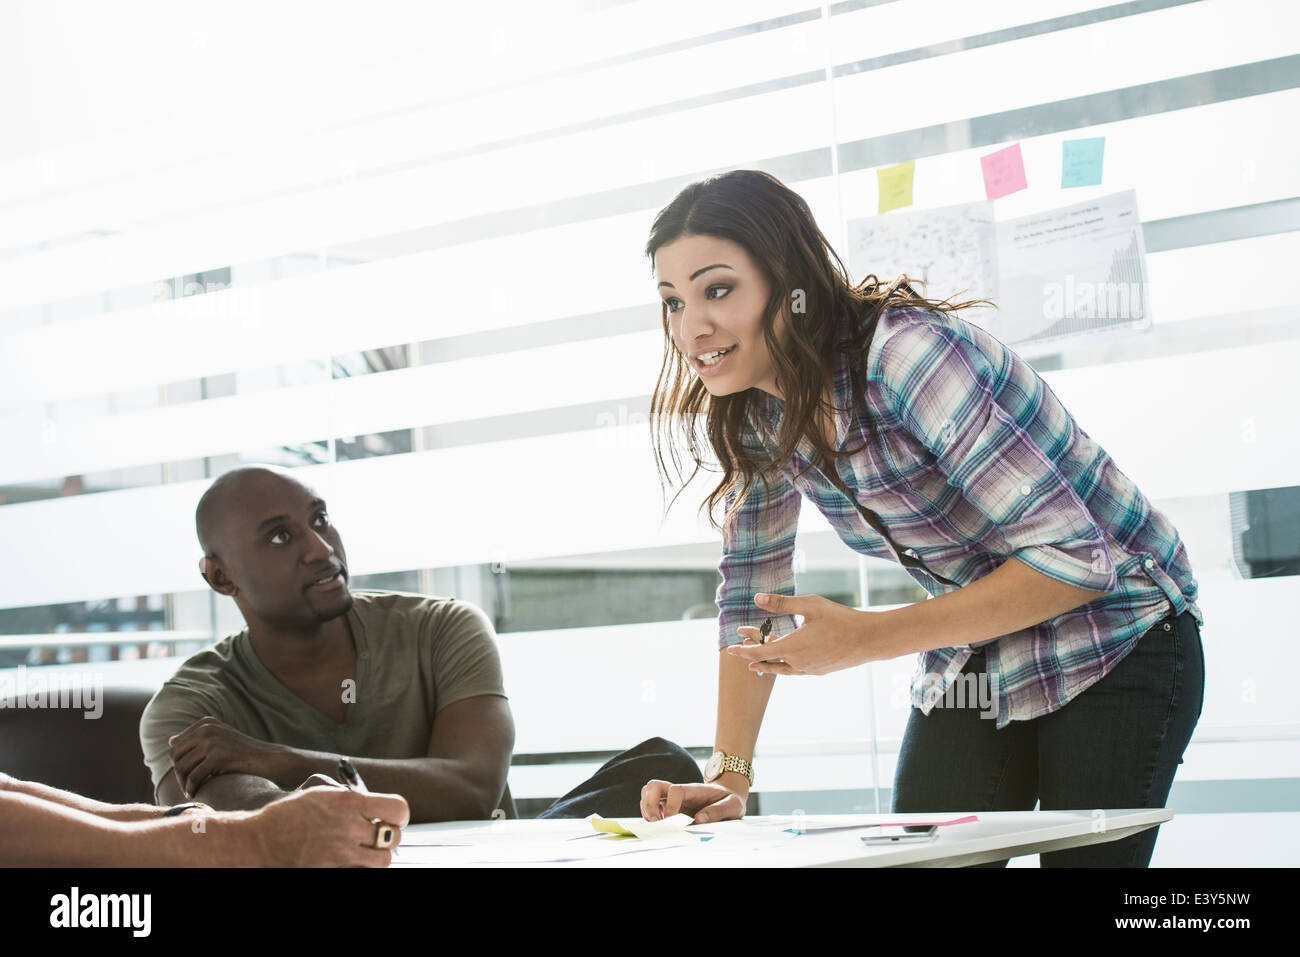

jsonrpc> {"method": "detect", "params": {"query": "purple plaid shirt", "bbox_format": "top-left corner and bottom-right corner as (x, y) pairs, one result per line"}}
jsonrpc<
(715, 304), (1202, 729)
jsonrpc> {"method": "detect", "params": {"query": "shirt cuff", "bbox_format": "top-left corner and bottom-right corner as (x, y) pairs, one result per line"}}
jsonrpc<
(1011, 543), (1117, 593)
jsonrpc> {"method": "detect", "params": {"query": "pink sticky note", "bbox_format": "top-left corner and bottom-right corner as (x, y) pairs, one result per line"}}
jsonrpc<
(980, 143), (1028, 199)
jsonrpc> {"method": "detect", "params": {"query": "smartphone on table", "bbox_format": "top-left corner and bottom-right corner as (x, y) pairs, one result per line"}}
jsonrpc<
(860, 824), (939, 845)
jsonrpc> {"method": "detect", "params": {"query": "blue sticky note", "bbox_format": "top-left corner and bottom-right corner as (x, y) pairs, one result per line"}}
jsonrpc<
(1061, 137), (1104, 188)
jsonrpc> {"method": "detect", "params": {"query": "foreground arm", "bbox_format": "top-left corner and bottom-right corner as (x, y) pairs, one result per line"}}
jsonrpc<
(2, 772), (164, 823)
(0, 781), (408, 867)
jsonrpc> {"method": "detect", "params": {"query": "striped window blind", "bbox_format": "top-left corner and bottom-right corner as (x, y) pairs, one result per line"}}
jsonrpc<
(1, 0), (1297, 856)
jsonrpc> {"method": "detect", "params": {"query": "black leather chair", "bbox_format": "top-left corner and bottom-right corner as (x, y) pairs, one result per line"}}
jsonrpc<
(0, 684), (158, 805)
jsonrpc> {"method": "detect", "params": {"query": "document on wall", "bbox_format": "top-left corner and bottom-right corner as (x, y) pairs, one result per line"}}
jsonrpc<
(847, 190), (1152, 357)
(991, 188), (1152, 356)
(847, 200), (998, 314)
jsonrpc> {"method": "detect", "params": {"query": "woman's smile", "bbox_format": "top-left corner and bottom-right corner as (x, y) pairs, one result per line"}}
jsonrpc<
(694, 344), (738, 375)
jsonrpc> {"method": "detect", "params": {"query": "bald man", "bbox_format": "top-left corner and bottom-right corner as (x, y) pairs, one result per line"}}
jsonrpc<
(141, 466), (700, 824)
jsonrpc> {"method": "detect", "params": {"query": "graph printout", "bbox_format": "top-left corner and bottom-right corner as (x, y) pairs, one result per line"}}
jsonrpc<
(993, 189), (1151, 355)
(848, 190), (1151, 356)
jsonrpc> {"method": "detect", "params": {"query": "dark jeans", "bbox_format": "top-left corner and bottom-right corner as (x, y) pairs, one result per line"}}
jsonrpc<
(892, 607), (1204, 867)
(534, 737), (704, 819)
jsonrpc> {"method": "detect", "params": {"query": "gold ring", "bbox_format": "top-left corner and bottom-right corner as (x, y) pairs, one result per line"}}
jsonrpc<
(371, 820), (397, 849)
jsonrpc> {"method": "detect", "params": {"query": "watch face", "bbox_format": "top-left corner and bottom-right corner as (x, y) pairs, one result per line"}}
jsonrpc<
(704, 751), (723, 781)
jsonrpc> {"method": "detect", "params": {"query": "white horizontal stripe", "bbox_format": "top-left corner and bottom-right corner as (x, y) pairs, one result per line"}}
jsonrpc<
(0, 209), (662, 410)
(0, 631), (210, 651)
(1148, 232), (1300, 325)
(0, 331), (664, 485)
(0, 427), (731, 608)
(1044, 339), (1300, 500)
(827, 0), (1147, 64)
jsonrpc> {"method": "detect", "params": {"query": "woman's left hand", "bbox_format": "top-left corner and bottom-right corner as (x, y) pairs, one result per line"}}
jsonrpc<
(727, 593), (884, 676)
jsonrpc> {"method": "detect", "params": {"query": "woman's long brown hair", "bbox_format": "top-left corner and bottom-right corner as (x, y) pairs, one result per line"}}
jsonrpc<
(645, 169), (994, 533)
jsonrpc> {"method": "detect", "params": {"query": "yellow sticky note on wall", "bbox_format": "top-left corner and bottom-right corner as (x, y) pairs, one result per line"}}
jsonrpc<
(877, 161), (915, 213)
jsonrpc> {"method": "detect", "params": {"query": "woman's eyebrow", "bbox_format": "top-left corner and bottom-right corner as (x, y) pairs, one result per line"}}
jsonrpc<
(657, 263), (734, 289)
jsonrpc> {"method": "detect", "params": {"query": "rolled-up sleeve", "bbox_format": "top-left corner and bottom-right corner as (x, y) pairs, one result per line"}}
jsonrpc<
(875, 321), (1117, 594)
(716, 456), (802, 649)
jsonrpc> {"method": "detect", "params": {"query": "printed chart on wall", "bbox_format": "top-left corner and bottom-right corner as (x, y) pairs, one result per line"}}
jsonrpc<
(848, 189), (1153, 358)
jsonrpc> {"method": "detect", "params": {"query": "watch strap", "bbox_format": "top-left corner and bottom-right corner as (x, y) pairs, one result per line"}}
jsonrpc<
(709, 751), (754, 786)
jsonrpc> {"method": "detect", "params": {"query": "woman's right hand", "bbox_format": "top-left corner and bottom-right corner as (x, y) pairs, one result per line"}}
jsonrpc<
(247, 786), (410, 867)
(640, 779), (746, 824)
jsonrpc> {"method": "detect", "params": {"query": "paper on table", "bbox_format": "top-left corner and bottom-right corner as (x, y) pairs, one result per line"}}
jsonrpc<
(390, 839), (692, 866)
(587, 813), (696, 839)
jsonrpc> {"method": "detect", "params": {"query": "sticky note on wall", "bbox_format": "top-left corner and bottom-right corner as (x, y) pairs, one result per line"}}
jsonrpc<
(980, 143), (1027, 200)
(877, 160), (915, 213)
(1061, 136), (1105, 187)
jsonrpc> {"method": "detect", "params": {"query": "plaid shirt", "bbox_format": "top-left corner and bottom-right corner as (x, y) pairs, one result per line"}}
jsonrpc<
(716, 304), (1202, 730)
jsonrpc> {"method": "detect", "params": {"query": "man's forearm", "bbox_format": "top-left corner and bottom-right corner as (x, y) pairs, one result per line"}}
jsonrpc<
(267, 749), (498, 823)
(183, 772), (286, 812)
(879, 556), (1107, 658)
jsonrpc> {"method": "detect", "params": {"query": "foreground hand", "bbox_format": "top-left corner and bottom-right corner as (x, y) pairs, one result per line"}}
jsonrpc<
(727, 593), (879, 676)
(640, 780), (745, 824)
(168, 717), (291, 798)
(249, 787), (410, 867)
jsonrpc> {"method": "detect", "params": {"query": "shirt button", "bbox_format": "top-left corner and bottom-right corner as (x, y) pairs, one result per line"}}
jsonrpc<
(1144, 558), (1154, 569)
(1020, 484), (1032, 495)
(904, 548), (918, 558)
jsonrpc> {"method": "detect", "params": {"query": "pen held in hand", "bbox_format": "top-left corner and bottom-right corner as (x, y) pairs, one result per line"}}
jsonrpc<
(337, 756), (368, 792)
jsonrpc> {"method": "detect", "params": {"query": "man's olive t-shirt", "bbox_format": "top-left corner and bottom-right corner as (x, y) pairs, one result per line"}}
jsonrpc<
(139, 591), (508, 790)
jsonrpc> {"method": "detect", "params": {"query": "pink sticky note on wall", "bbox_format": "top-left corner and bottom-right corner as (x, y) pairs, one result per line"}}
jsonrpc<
(981, 143), (1028, 199)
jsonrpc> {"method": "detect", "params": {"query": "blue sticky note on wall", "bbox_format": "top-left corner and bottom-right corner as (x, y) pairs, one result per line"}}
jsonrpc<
(1061, 137), (1104, 188)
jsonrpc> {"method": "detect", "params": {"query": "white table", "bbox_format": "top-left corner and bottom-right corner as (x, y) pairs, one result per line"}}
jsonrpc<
(391, 809), (1172, 867)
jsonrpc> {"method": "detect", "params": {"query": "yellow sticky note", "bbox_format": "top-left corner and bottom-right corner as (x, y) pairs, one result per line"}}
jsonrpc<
(877, 160), (915, 213)
(589, 815), (637, 837)
(587, 813), (695, 839)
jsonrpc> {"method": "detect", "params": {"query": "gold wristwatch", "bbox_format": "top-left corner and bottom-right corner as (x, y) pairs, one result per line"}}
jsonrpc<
(704, 750), (754, 787)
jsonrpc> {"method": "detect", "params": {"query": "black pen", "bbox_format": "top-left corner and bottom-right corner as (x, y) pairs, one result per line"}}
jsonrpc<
(338, 756), (368, 791)
(337, 757), (398, 852)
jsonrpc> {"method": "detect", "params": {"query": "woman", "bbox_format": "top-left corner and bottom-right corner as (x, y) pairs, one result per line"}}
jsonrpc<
(0, 770), (408, 866)
(638, 169), (1204, 867)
